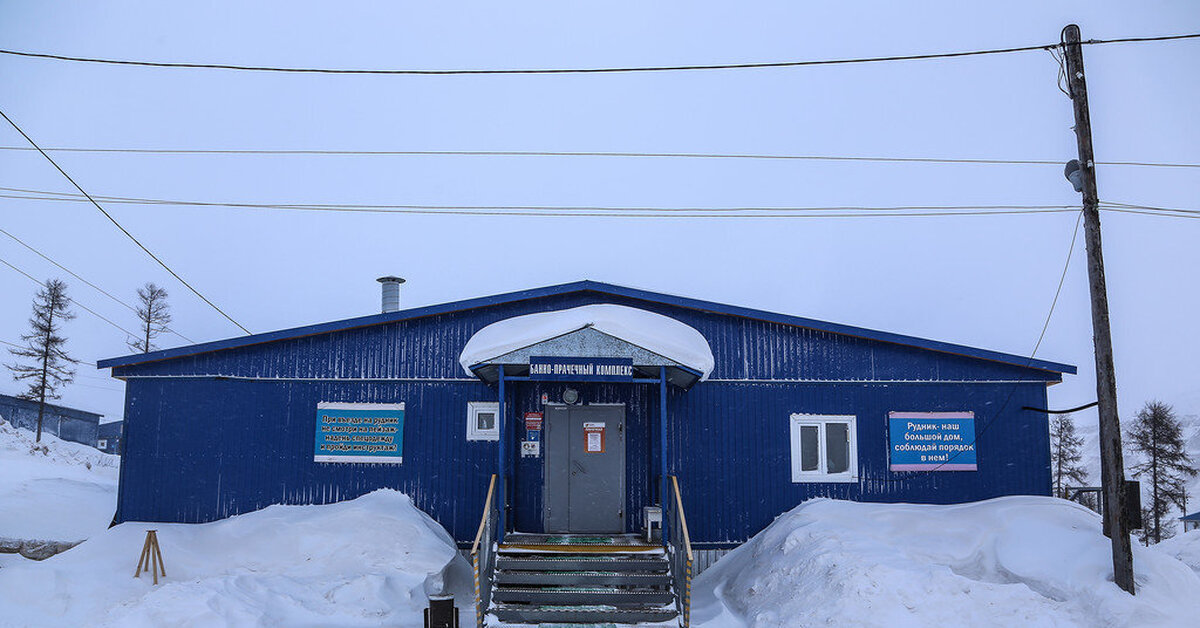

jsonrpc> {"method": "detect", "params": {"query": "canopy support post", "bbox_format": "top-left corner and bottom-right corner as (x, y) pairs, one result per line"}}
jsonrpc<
(660, 366), (669, 547)
(497, 365), (506, 545)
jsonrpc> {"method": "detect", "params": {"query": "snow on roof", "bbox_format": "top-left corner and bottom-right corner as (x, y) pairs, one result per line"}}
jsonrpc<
(459, 304), (715, 380)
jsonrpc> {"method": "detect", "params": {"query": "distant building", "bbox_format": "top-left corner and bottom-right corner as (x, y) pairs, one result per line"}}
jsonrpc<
(1182, 512), (1200, 533)
(97, 420), (123, 455)
(0, 393), (102, 447)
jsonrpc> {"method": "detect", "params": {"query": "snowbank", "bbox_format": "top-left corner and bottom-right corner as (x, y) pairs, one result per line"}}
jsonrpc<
(0, 490), (472, 627)
(692, 496), (1200, 627)
(459, 304), (716, 380)
(0, 418), (118, 544)
(1154, 530), (1200, 576)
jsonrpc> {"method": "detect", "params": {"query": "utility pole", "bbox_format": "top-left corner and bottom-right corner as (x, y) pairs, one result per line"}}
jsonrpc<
(1061, 23), (1135, 594)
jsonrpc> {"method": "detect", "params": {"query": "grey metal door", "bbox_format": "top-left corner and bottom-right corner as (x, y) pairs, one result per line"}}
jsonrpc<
(544, 404), (626, 533)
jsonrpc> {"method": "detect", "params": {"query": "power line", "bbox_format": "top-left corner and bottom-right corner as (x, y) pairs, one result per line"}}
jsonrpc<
(0, 254), (141, 338)
(0, 32), (1196, 75)
(0, 145), (1196, 169)
(0, 186), (1080, 218)
(906, 209), (1085, 477)
(5, 182), (1197, 221)
(0, 107), (251, 334)
(0, 226), (196, 343)
(1101, 200), (1200, 215)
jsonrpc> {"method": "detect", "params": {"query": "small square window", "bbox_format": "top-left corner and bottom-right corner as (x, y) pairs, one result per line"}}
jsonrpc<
(467, 402), (500, 441)
(790, 414), (858, 483)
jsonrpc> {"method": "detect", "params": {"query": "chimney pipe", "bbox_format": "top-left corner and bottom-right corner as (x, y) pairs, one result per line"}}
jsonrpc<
(376, 276), (405, 313)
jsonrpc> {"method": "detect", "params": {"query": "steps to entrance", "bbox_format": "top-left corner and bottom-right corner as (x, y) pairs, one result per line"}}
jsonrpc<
(488, 534), (679, 627)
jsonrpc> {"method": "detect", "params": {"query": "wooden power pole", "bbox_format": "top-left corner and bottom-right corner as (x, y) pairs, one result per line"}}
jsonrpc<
(1062, 23), (1135, 594)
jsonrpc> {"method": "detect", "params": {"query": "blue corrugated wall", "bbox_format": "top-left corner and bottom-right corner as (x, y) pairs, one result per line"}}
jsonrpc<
(112, 290), (1056, 545)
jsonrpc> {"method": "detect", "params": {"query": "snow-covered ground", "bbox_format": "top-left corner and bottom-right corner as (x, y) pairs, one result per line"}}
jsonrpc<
(1154, 529), (1200, 576)
(0, 489), (473, 627)
(692, 496), (1200, 627)
(0, 418), (119, 544)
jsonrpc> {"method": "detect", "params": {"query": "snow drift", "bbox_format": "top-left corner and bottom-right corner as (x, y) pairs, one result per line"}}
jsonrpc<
(1154, 530), (1200, 576)
(0, 490), (472, 627)
(692, 496), (1200, 627)
(0, 417), (118, 545)
(459, 304), (716, 380)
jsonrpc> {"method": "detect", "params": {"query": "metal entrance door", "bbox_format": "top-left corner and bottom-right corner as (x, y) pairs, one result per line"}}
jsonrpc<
(543, 404), (626, 533)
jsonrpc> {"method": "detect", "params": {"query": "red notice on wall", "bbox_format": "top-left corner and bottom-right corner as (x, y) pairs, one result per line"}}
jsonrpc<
(524, 412), (543, 431)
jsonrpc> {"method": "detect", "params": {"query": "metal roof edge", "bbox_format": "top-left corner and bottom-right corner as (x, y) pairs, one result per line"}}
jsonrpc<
(580, 282), (1076, 376)
(98, 279), (1075, 376)
(0, 392), (105, 420)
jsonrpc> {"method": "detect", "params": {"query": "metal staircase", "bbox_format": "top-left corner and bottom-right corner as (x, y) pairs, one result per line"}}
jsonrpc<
(470, 475), (693, 627)
(489, 535), (678, 625)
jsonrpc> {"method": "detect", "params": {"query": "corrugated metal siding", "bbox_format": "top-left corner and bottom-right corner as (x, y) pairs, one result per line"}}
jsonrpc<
(669, 381), (1050, 546)
(113, 291), (1057, 545)
(120, 377), (497, 540)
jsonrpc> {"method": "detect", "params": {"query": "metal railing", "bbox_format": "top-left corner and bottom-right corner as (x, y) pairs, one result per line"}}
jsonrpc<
(470, 474), (499, 628)
(666, 475), (694, 627)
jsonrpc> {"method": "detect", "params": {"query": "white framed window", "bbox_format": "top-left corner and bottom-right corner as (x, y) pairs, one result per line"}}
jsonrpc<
(97, 439), (108, 449)
(467, 401), (499, 441)
(790, 414), (858, 483)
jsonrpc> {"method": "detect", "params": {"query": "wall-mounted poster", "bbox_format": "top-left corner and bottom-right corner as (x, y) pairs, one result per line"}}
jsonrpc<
(314, 402), (405, 464)
(888, 411), (976, 471)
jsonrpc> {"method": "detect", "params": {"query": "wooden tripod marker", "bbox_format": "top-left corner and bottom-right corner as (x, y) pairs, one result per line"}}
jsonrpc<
(133, 530), (166, 585)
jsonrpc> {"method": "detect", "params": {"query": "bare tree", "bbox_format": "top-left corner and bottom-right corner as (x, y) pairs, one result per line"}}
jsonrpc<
(6, 279), (76, 442)
(1128, 401), (1197, 545)
(1050, 413), (1089, 499)
(127, 282), (172, 353)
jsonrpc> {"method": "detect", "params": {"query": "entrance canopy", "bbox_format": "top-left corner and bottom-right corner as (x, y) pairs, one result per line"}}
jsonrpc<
(460, 304), (714, 388)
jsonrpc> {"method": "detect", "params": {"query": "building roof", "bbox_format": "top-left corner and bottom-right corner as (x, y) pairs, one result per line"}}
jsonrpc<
(1181, 512), (1200, 522)
(0, 393), (104, 421)
(97, 280), (1076, 375)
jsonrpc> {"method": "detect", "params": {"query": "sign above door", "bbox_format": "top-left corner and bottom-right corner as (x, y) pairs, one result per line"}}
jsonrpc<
(529, 356), (633, 381)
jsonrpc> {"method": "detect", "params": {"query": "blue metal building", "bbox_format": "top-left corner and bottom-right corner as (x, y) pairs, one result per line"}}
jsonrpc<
(0, 393), (103, 447)
(99, 280), (1073, 549)
(97, 420), (123, 455)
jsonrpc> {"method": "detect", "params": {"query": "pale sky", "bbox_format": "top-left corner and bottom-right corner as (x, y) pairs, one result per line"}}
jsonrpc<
(1, 1), (1197, 437)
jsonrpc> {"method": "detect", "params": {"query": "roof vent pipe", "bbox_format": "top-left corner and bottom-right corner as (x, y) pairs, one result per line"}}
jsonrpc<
(376, 276), (405, 313)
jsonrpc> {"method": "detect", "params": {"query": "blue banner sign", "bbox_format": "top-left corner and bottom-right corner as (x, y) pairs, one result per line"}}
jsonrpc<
(888, 411), (977, 471)
(314, 402), (405, 464)
(529, 356), (634, 381)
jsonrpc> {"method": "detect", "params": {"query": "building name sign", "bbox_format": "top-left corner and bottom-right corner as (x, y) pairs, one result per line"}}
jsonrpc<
(314, 402), (405, 464)
(888, 411), (977, 471)
(528, 356), (634, 381)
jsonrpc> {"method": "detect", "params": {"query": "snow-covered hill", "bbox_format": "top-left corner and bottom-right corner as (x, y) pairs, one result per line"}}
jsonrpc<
(692, 496), (1200, 627)
(0, 490), (472, 627)
(0, 417), (118, 546)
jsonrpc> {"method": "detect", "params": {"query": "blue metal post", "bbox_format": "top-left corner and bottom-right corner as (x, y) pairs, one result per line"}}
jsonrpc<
(497, 366), (506, 545)
(660, 367), (669, 547)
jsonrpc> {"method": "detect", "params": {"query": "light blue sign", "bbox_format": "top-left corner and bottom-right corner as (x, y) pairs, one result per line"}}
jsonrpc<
(314, 402), (405, 464)
(888, 411), (976, 471)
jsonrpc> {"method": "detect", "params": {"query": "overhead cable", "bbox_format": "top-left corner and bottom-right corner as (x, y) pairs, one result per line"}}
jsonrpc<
(0, 145), (1196, 169)
(0, 32), (1196, 75)
(907, 209), (1085, 476)
(0, 254), (141, 338)
(0, 107), (251, 334)
(0, 189), (1079, 218)
(0, 226), (196, 343)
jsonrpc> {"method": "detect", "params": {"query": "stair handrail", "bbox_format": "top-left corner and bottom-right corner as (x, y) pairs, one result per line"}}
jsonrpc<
(470, 474), (499, 628)
(667, 475), (693, 627)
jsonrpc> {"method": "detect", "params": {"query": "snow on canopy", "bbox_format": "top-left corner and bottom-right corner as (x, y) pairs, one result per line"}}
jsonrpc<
(459, 304), (715, 381)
